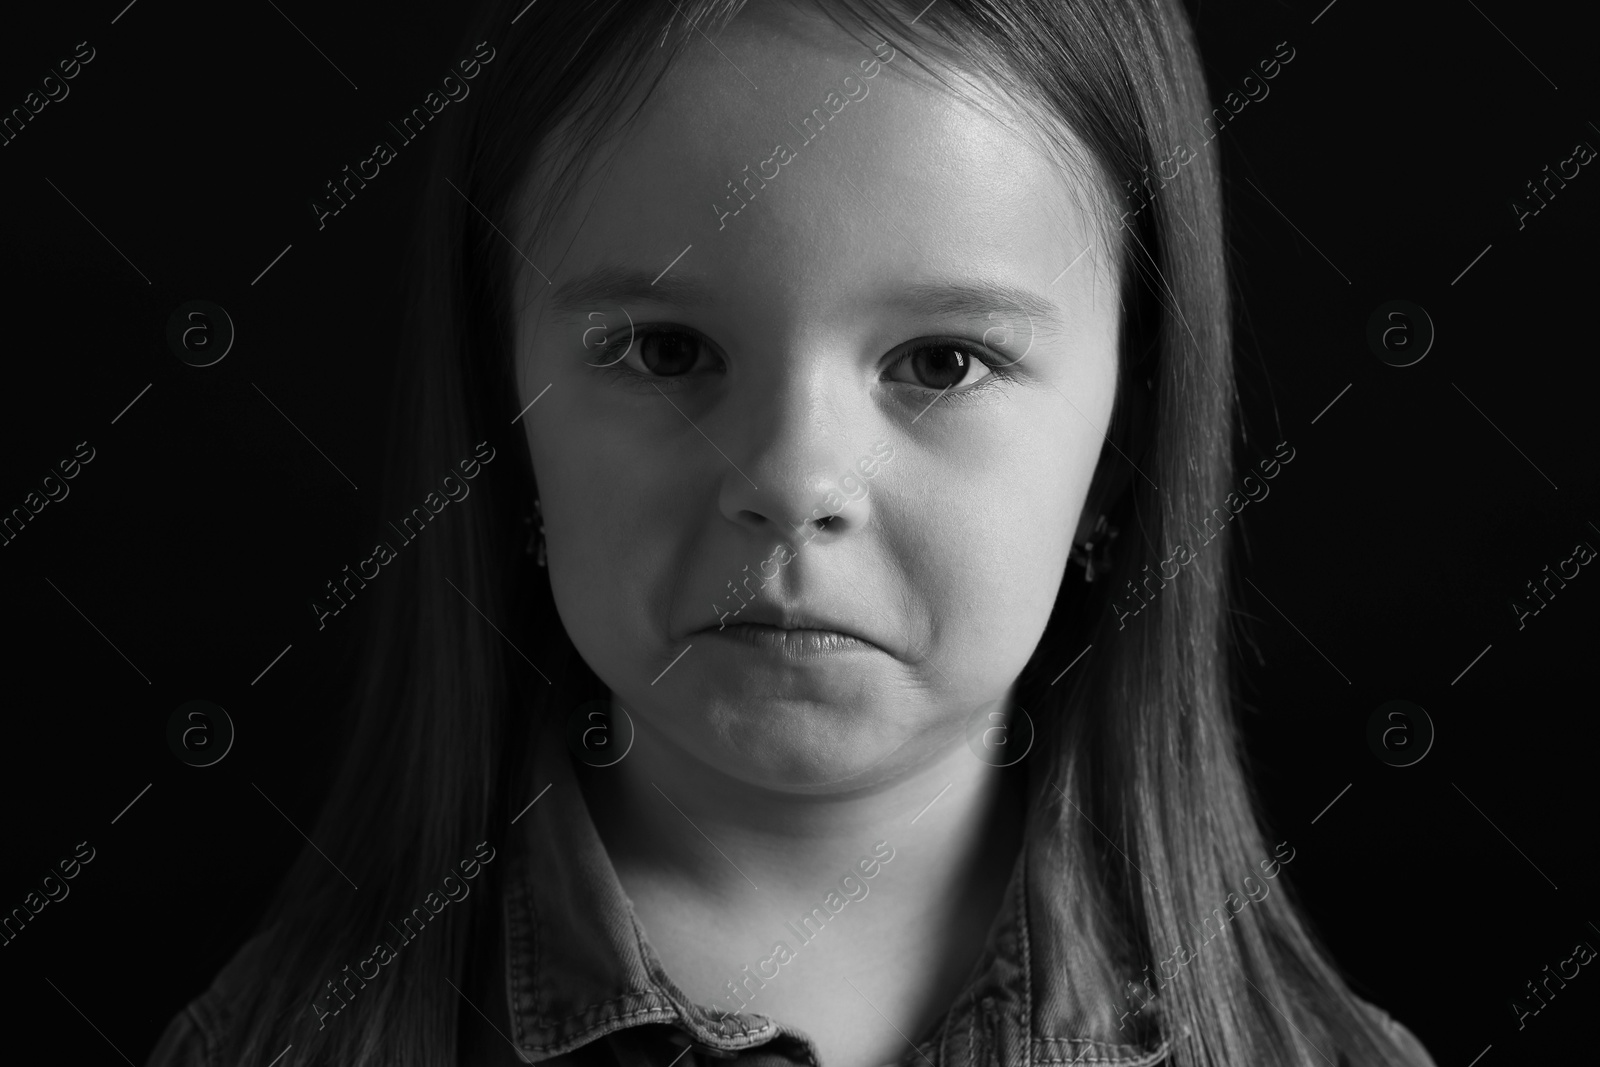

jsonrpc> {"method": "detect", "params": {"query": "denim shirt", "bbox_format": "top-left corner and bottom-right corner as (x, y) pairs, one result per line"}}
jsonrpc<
(146, 712), (1432, 1067)
(472, 711), (1173, 1067)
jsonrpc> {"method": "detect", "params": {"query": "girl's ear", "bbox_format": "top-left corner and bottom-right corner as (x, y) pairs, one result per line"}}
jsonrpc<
(1072, 504), (1100, 546)
(1073, 449), (1134, 544)
(1074, 334), (1150, 545)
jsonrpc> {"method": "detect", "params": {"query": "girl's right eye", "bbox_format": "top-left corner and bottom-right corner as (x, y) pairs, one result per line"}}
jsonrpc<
(591, 327), (720, 379)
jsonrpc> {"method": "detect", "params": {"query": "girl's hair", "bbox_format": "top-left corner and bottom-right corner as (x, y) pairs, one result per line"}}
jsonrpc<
(213, 1), (1416, 1064)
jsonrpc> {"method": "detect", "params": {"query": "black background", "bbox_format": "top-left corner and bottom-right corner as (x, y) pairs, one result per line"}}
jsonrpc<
(1, 0), (1595, 1062)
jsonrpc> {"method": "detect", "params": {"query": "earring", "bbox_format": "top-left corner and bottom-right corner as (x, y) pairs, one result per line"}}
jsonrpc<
(1069, 513), (1117, 582)
(525, 498), (547, 567)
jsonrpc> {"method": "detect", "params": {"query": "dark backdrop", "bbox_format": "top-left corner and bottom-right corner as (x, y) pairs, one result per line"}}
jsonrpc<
(1, 0), (1594, 1062)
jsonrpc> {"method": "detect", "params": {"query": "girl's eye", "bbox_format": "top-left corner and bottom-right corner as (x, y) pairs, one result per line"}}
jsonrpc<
(596, 327), (718, 378)
(637, 330), (705, 376)
(884, 341), (995, 391)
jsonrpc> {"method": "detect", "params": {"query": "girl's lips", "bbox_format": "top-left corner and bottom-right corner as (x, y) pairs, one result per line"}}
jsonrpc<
(708, 623), (877, 656)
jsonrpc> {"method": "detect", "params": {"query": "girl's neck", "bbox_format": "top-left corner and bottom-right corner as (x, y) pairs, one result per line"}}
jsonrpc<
(573, 715), (1030, 1065)
(577, 714), (1027, 903)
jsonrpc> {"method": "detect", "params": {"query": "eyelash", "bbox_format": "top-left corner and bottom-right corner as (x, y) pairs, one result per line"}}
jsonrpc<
(588, 326), (1016, 402)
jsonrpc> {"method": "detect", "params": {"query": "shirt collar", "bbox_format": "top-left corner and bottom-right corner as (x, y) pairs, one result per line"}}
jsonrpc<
(502, 711), (1169, 1066)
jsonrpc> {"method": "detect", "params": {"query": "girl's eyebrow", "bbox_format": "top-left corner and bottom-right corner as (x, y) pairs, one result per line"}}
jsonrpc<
(547, 264), (710, 317)
(887, 280), (1067, 339)
(547, 263), (1067, 337)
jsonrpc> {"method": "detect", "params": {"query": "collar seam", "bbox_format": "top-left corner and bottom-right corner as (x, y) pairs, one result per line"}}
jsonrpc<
(508, 855), (778, 1052)
(503, 862), (534, 1048)
(624, 907), (782, 1045)
(1032, 1037), (1171, 1066)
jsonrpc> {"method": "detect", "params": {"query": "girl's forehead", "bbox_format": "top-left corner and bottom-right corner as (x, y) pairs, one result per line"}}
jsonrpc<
(515, 8), (1113, 316)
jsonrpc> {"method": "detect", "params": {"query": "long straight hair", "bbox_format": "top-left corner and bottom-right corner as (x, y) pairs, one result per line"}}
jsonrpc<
(211, 1), (1418, 1064)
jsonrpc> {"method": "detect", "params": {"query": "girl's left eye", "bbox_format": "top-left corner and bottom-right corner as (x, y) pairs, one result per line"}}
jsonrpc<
(593, 327), (720, 378)
(882, 341), (996, 391)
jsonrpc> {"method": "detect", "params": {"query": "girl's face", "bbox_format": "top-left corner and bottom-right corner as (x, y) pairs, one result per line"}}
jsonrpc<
(513, 3), (1119, 794)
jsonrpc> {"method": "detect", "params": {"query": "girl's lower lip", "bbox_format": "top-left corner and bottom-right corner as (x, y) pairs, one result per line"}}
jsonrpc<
(709, 624), (875, 656)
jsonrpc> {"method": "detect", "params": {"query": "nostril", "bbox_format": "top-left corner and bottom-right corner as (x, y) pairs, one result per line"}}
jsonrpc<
(814, 515), (838, 531)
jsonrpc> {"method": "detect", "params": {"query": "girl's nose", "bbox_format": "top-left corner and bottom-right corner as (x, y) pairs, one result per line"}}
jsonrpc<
(714, 390), (875, 548)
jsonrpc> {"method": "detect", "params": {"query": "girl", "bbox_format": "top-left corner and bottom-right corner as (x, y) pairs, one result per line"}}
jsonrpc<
(148, 1), (1436, 1064)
